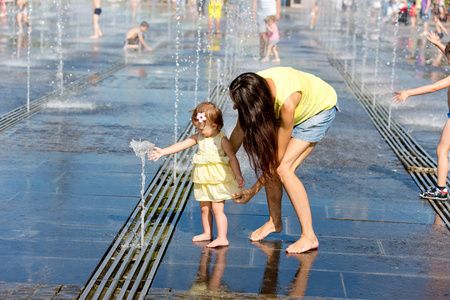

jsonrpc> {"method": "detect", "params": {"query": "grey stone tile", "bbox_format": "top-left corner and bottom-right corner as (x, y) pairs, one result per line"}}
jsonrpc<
(343, 272), (450, 299)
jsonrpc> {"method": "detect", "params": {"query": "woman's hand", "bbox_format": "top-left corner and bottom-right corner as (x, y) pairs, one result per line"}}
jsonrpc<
(232, 188), (255, 204)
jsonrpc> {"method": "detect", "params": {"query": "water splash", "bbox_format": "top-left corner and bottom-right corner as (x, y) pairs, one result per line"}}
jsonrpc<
(388, 16), (400, 129)
(26, 0), (33, 112)
(56, 0), (64, 95)
(129, 139), (154, 248)
(173, 0), (182, 181)
(373, 8), (382, 107)
(44, 100), (99, 110)
(194, 0), (205, 107)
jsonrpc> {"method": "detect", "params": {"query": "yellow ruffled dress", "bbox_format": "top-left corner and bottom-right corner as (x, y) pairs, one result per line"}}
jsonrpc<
(192, 132), (241, 202)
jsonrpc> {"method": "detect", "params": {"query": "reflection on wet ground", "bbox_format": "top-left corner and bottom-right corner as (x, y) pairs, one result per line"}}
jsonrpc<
(0, 0), (450, 298)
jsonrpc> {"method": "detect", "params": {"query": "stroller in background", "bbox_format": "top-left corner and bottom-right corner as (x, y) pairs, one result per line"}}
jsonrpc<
(398, 3), (409, 25)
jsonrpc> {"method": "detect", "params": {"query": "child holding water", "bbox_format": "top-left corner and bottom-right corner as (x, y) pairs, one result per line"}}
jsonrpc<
(150, 102), (245, 247)
(393, 31), (450, 201)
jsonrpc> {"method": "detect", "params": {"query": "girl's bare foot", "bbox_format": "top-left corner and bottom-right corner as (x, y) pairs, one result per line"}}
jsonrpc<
(250, 220), (282, 241)
(207, 237), (228, 248)
(192, 233), (213, 242)
(286, 235), (319, 254)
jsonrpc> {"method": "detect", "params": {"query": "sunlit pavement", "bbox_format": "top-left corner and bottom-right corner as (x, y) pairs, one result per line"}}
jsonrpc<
(0, 0), (449, 299)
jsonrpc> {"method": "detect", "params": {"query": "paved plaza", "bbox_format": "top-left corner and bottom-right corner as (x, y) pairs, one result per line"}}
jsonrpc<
(0, 0), (449, 299)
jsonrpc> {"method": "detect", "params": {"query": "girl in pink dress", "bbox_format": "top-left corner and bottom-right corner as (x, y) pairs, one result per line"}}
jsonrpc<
(262, 15), (280, 63)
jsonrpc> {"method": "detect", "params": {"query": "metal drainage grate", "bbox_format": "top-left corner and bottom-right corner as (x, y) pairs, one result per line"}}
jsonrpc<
(329, 56), (450, 229)
(0, 60), (128, 133)
(78, 69), (239, 300)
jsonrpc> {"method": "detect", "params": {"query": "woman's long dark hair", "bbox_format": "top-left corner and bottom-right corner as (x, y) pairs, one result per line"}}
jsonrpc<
(229, 72), (279, 182)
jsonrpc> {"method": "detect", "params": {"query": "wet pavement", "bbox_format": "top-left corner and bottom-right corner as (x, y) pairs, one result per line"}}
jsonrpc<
(0, 0), (449, 299)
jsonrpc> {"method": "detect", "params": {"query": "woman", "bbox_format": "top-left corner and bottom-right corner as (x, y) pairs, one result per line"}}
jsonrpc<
(229, 67), (338, 253)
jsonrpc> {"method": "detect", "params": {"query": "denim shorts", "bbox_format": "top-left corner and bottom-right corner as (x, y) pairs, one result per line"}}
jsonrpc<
(291, 105), (338, 143)
(421, 10), (431, 22)
(269, 39), (279, 45)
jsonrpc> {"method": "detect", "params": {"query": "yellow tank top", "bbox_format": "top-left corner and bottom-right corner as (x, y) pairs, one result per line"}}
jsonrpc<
(257, 67), (337, 126)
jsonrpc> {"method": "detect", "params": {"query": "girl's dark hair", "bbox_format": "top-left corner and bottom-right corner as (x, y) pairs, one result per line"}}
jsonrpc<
(191, 102), (224, 130)
(229, 72), (279, 182)
(445, 42), (450, 55)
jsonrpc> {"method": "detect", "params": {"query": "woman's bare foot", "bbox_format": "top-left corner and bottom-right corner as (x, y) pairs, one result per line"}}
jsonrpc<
(250, 220), (282, 241)
(207, 237), (228, 248)
(192, 233), (213, 242)
(286, 235), (319, 254)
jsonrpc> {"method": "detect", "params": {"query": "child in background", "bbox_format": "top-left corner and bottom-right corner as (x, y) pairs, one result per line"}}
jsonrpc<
(393, 31), (450, 201)
(89, 0), (102, 39)
(261, 15), (280, 63)
(124, 22), (153, 51)
(310, 1), (318, 30)
(409, 1), (417, 27)
(16, 0), (30, 34)
(150, 102), (245, 247)
(207, 0), (222, 34)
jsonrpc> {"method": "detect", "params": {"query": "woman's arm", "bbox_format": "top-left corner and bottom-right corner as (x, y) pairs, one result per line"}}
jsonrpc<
(393, 75), (450, 104)
(229, 119), (244, 154)
(150, 134), (197, 161)
(278, 92), (301, 162)
(221, 137), (245, 188)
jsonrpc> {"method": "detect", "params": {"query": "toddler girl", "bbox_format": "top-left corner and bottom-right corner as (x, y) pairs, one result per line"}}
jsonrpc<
(150, 102), (245, 247)
(262, 15), (280, 63)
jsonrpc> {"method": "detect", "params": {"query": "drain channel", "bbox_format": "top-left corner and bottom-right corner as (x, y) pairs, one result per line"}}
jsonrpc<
(0, 61), (128, 133)
(329, 57), (450, 229)
(78, 68), (239, 300)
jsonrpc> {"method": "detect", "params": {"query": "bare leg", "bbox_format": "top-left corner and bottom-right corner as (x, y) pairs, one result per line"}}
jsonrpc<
(215, 18), (221, 33)
(207, 17), (212, 34)
(250, 181), (283, 241)
(287, 250), (319, 297)
(278, 138), (319, 253)
(193, 201), (213, 241)
(423, 21), (428, 35)
(23, 14), (30, 32)
(262, 44), (273, 61)
(17, 13), (23, 34)
(90, 14), (102, 38)
(207, 201), (228, 247)
(309, 15), (316, 29)
(259, 32), (267, 58)
(208, 247), (227, 289)
(436, 119), (450, 187)
(272, 45), (280, 62)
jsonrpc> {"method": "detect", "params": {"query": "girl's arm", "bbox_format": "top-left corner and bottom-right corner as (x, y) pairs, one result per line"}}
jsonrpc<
(427, 31), (446, 53)
(221, 136), (245, 188)
(393, 75), (450, 104)
(266, 24), (275, 32)
(277, 92), (301, 162)
(150, 134), (198, 161)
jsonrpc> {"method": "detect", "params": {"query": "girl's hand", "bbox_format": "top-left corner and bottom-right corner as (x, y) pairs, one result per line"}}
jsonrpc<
(236, 175), (245, 188)
(149, 147), (164, 161)
(427, 31), (440, 44)
(392, 91), (409, 104)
